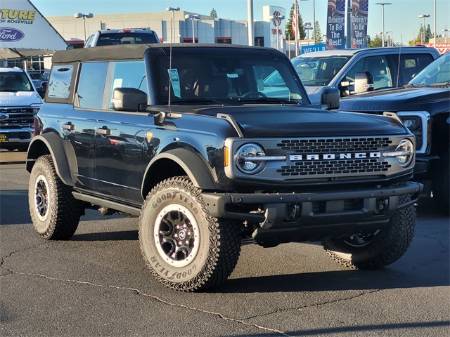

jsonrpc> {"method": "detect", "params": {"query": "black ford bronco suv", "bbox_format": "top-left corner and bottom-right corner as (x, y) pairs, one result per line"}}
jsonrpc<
(27, 44), (421, 291)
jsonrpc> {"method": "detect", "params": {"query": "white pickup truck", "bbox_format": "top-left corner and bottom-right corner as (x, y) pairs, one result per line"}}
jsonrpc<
(0, 67), (42, 151)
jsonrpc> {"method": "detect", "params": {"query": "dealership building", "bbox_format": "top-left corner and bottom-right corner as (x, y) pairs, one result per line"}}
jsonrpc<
(47, 6), (286, 49)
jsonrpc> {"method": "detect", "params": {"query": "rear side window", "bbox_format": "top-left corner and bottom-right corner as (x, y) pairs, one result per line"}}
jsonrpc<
(76, 62), (108, 109)
(399, 54), (434, 85)
(48, 65), (73, 99)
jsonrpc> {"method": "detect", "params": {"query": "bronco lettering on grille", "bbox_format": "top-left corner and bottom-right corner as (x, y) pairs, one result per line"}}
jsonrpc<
(289, 152), (382, 161)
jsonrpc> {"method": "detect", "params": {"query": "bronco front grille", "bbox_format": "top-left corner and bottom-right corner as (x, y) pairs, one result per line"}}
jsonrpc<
(276, 137), (392, 177)
(276, 137), (391, 153)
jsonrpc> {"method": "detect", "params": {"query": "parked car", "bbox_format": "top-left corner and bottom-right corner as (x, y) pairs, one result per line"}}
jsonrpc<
(85, 28), (159, 47)
(27, 44), (421, 291)
(290, 47), (440, 105)
(340, 53), (450, 213)
(0, 67), (42, 151)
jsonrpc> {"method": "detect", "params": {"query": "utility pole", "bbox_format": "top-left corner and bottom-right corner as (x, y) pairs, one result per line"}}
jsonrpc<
(247, 0), (254, 46)
(433, 0), (437, 47)
(376, 2), (392, 48)
(346, 0), (352, 48)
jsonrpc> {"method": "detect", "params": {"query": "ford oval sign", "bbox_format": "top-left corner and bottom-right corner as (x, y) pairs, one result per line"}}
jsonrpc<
(0, 27), (25, 42)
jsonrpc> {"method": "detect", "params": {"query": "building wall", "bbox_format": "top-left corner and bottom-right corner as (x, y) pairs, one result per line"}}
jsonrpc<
(47, 11), (273, 47)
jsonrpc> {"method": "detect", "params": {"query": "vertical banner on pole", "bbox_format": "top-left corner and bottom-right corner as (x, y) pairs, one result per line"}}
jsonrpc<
(326, 0), (346, 49)
(351, 0), (369, 48)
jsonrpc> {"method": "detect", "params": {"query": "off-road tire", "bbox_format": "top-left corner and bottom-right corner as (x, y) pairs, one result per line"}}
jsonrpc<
(433, 150), (449, 215)
(139, 176), (241, 292)
(29, 155), (81, 240)
(323, 195), (416, 270)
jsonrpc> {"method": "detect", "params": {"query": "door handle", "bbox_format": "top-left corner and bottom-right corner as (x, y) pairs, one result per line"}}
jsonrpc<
(96, 127), (111, 136)
(62, 122), (75, 131)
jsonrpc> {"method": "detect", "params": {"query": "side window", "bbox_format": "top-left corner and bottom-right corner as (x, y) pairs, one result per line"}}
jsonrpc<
(47, 65), (73, 99)
(106, 61), (148, 109)
(344, 55), (393, 93)
(400, 54), (434, 85)
(77, 62), (108, 109)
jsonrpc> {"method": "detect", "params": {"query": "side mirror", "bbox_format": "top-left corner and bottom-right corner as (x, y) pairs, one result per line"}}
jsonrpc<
(354, 72), (373, 94)
(111, 87), (147, 112)
(321, 87), (340, 110)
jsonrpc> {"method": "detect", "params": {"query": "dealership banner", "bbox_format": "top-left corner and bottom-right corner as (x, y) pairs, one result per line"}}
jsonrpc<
(351, 0), (369, 48)
(326, 0), (346, 49)
(0, 0), (66, 50)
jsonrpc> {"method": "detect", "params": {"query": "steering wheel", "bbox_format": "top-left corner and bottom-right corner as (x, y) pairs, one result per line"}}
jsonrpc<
(240, 91), (267, 99)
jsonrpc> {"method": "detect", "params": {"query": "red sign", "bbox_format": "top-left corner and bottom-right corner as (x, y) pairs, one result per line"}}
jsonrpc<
(427, 43), (450, 54)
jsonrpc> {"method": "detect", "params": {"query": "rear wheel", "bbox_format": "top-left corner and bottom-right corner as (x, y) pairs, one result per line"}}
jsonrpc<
(28, 155), (82, 240)
(324, 195), (416, 269)
(139, 176), (241, 291)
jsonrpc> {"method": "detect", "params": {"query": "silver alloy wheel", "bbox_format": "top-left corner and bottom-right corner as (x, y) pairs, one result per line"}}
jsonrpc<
(34, 174), (50, 224)
(343, 229), (381, 248)
(153, 204), (200, 268)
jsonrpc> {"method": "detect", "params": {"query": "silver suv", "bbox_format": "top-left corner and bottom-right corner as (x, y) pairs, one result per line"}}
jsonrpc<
(85, 28), (159, 48)
(291, 47), (440, 104)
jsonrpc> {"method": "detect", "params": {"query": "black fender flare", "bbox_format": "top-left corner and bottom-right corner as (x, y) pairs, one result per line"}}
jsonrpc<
(141, 148), (217, 197)
(26, 133), (74, 186)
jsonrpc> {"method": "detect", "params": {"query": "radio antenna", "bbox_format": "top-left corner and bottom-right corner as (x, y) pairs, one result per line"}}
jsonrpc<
(167, 7), (180, 112)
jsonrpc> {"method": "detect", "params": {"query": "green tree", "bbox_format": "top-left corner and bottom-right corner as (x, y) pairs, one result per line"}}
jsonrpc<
(313, 21), (322, 43)
(210, 8), (218, 19)
(425, 24), (432, 42)
(285, 3), (306, 40)
(368, 34), (383, 48)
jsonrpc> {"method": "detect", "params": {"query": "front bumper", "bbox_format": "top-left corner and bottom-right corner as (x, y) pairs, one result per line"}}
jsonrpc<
(203, 181), (422, 243)
(0, 128), (33, 147)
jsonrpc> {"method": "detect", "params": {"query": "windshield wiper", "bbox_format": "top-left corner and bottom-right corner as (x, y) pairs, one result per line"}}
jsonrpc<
(235, 97), (302, 104)
(172, 98), (226, 105)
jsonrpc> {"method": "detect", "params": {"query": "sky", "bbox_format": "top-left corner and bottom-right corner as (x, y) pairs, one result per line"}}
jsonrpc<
(32, 0), (449, 43)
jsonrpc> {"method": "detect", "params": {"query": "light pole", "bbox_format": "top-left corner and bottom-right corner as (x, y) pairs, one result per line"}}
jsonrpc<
(74, 12), (94, 42)
(418, 14), (431, 45)
(376, 2), (392, 48)
(433, 0), (437, 47)
(185, 14), (200, 43)
(167, 7), (180, 43)
(247, 0), (254, 46)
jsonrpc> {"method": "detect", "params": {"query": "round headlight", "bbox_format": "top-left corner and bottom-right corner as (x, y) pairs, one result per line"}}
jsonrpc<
(235, 143), (265, 174)
(396, 139), (414, 166)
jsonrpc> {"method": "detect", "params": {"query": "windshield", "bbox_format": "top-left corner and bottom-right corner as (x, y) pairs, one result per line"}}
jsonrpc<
(152, 48), (305, 105)
(409, 53), (450, 86)
(291, 56), (351, 86)
(0, 72), (33, 92)
(97, 32), (159, 46)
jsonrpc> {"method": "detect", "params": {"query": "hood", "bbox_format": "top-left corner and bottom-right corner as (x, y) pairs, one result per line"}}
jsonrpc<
(0, 91), (42, 107)
(182, 105), (407, 138)
(340, 87), (449, 113)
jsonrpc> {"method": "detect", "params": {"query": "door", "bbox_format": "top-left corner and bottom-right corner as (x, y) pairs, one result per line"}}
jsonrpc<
(69, 61), (109, 190)
(93, 60), (154, 203)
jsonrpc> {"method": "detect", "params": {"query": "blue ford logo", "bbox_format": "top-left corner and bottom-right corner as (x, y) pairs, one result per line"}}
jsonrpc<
(0, 27), (24, 42)
(0, 113), (9, 120)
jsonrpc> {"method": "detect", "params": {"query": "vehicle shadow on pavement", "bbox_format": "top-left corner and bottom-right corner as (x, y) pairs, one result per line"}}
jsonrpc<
(72, 230), (138, 241)
(231, 321), (450, 337)
(220, 267), (449, 293)
(0, 190), (30, 225)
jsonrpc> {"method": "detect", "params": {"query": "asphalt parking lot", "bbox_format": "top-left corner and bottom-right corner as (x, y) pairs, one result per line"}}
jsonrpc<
(1, 155), (449, 337)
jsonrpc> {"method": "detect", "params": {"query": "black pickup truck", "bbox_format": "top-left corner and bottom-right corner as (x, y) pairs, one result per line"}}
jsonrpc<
(340, 53), (450, 214)
(27, 44), (421, 291)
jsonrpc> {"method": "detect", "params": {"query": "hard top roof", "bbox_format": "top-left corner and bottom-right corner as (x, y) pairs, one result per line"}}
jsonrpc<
(296, 46), (436, 59)
(52, 44), (276, 64)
